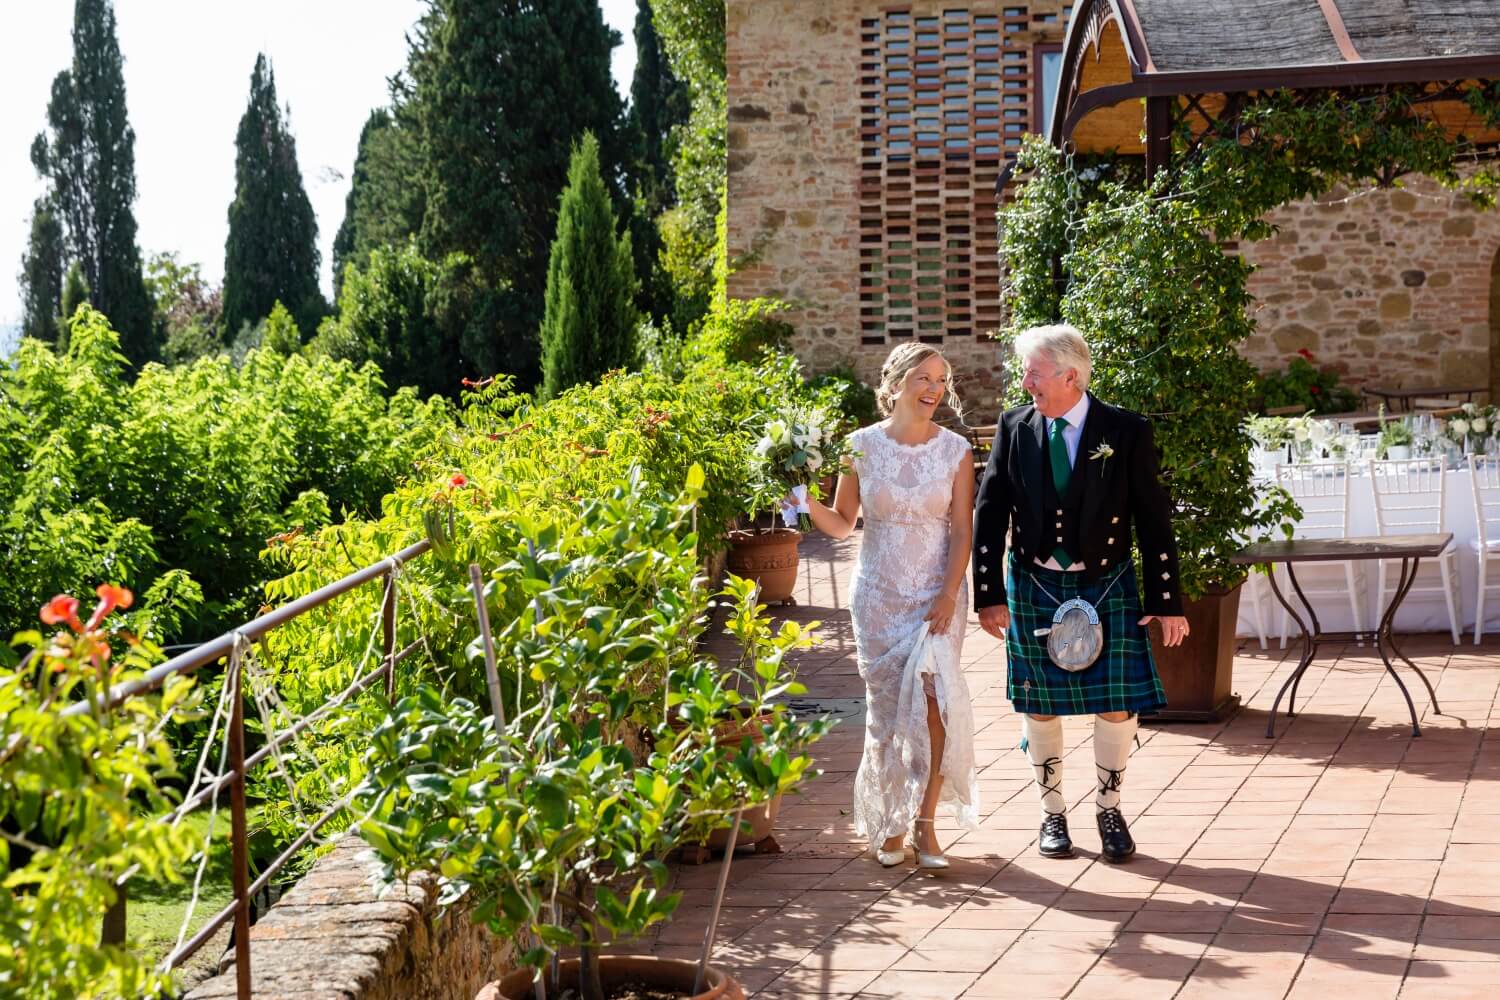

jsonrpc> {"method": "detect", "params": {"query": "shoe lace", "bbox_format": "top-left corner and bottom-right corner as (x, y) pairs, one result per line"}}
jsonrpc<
(1035, 755), (1064, 799)
(1041, 813), (1068, 837)
(1098, 807), (1125, 834)
(1096, 764), (1125, 795)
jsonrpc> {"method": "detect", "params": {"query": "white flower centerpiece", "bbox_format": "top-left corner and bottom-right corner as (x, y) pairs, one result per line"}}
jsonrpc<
(1443, 403), (1497, 456)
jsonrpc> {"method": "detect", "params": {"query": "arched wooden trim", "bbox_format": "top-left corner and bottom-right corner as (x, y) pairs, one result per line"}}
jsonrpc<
(1049, 0), (1147, 147)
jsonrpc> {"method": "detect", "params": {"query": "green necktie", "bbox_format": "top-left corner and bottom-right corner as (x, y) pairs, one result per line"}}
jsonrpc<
(1049, 417), (1072, 569)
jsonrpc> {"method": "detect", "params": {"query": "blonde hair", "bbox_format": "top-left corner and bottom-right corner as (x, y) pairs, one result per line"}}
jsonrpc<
(1013, 324), (1092, 391)
(876, 342), (964, 420)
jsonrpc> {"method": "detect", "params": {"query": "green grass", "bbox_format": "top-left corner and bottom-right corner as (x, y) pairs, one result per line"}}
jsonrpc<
(127, 807), (261, 985)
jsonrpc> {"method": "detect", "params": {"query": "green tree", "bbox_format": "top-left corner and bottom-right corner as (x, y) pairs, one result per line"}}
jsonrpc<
(29, 0), (156, 366)
(223, 54), (325, 338)
(540, 133), (638, 400)
(648, 0), (726, 331)
(145, 251), (223, 364)
(315, 240), (478, 398)
(59, 261), (91, 346)
(331, 109), (426, 298)
(627, 0), (690, 320)
(398, 0), (627, 384)
(19, 196), (66, 346)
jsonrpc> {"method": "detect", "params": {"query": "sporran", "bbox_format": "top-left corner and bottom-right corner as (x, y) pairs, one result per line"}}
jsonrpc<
(1030, 566), (1128, 673)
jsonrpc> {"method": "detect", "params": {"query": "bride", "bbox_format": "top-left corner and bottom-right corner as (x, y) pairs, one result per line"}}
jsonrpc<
(792, 343), (978, 868)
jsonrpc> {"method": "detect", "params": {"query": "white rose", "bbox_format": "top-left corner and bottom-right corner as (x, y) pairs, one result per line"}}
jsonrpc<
(805, 447), (824, 471)
(1474, 417), (1489, 434)
(754, 436), (774, 456)
(767, 419), (789, 444)
(1451, 418), (1470, 437)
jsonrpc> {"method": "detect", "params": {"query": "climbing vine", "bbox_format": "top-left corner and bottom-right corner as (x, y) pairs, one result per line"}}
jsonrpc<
(999, 85), (1500, 598)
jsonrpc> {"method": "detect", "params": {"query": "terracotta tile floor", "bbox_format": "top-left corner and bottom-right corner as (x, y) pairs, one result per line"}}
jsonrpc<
(642, 533), (1500, 998)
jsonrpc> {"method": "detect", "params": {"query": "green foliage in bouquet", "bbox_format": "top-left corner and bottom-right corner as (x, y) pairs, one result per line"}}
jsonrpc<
(355, 470), (828, 999)
(0, 584), (202, 999)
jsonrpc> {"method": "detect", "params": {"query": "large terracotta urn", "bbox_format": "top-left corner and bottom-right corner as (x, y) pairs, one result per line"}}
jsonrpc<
(725, 528), (801, 604)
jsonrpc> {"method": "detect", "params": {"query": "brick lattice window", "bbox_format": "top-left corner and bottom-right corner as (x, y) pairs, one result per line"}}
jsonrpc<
(858, 7), (1003, 346)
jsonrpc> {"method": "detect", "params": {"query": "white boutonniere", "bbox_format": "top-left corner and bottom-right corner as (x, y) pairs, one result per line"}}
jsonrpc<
(1089, 441), (1115, 474)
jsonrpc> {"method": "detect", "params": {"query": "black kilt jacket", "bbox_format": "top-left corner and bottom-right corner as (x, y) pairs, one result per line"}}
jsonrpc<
(971, 394), (1185, 617)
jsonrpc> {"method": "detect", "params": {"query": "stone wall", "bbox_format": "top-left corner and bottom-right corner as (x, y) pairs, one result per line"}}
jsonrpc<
(1240, 177), (1500, 391)
(185, 835), (512, 1000)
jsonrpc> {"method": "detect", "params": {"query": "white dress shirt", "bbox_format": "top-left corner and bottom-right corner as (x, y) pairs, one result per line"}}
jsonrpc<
(1036, 393), (1090, 572)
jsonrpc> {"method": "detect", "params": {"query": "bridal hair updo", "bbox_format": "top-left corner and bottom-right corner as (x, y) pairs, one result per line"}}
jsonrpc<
(875, 342), (965, 421)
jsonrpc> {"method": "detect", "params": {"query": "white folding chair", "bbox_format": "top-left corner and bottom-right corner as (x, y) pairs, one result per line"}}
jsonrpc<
(1369, 458), (1462, 645)
(1275, 461), (1368, 643)
(1470, 455), (1500, 644)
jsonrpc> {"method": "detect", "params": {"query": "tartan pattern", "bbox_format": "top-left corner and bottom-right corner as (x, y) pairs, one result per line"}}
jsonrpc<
(1005, 554), (1167, 717)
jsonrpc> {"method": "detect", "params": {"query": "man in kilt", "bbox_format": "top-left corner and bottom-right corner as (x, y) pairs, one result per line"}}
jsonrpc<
(973, 325), (1189, 862)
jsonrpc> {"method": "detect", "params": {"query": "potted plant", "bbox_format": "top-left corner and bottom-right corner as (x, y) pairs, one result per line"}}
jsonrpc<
(1379, 414), (1414, 460)
(727, 403), (851, 604)
(1245, 415), (1292, 468)
(356, 468), (828, 1000)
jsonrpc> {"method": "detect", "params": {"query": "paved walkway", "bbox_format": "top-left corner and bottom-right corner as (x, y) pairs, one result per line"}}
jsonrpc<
(645, 532), (1500, 999)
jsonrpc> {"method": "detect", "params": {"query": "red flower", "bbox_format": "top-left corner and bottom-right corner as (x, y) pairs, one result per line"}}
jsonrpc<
(450, 473), (469, 488)
(1309, 385), (1321, 394)
(1296, 348), (1315, 361)
(40, 594), (81, 629)
(85, 584), (134, 631)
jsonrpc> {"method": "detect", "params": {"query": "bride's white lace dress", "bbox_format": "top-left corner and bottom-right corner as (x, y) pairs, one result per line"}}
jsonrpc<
(847, 423), (979, 850)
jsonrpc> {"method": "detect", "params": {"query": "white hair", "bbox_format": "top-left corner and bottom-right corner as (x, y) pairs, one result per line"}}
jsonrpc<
(1013, 324), (1092, 391)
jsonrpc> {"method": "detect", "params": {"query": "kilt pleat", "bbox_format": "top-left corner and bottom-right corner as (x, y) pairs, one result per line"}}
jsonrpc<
(1005, 554), (1167, 716)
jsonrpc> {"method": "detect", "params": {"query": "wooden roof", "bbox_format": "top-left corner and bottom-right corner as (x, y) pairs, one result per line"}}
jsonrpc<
(1053, 0), (1500, 155)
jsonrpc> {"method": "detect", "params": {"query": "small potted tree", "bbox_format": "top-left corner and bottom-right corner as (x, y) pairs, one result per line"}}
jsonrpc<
(357, 468), (828, 1000)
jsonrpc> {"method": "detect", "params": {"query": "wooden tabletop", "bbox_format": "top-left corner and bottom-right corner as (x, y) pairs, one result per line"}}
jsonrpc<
(1364, 385), (1485, 401)
(1231, 533), (1453, 565)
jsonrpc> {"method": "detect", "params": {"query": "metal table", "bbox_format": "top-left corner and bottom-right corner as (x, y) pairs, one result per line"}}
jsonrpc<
(1231, 533), (1451, 737)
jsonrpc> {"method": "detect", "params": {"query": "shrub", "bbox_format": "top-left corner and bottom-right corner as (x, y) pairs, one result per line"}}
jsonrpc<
(1257, 351), (1361, 415)
(0, 306), (453, 641)
(0, 585), (202, 999)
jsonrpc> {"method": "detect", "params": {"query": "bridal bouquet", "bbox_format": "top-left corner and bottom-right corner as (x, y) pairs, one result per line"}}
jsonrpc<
(751, 403), (855, 531)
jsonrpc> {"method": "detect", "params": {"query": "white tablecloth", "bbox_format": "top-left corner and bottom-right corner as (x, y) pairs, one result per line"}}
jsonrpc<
(1235, 469), (1492, 639)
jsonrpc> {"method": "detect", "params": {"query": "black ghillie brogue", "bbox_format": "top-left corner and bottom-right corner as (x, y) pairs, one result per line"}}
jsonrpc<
(1096, 806), (1135, 863)
(1038, 812), (1073, 858)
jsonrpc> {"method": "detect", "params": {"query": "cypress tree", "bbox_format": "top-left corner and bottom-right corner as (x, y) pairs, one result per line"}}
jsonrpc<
(223, 54), (325, 338)
(626, 0), (691, 321)
(30, 0), (156, 366)
(331, 108), (425, 298)
(400, 0), (627, 384)
(19, 196), (66, 346)
(540, 133), (638, 400)
(58, 262), (92, 351)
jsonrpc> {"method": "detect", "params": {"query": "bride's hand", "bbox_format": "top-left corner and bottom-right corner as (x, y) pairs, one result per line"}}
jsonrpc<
(924, 592), (957, 636)
(779, 490), (802, 515)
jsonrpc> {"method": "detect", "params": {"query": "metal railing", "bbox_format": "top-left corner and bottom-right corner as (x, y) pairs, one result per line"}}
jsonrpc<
(69, 538), (432, 998)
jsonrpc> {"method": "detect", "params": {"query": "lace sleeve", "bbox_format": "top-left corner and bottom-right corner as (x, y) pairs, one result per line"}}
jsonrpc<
(847, 426), (869, 479)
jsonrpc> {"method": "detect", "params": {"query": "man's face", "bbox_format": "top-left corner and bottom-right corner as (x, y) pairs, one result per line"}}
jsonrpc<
(1019, 353), (1081, 418)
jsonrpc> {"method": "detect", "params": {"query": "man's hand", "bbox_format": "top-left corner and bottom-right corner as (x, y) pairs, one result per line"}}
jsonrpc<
(1140, 615), (1190, 647)
(978, 604), (1010, 639)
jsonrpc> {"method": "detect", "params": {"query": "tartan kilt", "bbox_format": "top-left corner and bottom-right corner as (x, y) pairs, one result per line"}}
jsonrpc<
(1005, 554), (1166, 717)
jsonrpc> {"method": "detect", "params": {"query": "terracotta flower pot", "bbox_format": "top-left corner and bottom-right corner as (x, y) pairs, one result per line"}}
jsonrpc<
(481, 955), (744, 1000)
(725, 528), (801, 604)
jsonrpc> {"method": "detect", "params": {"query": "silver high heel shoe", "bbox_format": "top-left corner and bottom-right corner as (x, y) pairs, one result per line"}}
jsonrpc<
(911, 818), (949, 870)
(875, 841), (906, 867)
